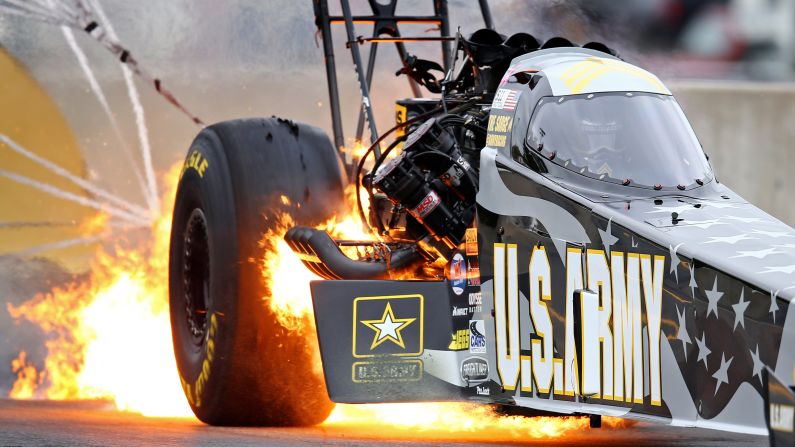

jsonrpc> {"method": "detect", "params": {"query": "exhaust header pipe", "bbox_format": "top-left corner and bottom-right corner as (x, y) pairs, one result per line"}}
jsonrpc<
(284, 226), (420, 280)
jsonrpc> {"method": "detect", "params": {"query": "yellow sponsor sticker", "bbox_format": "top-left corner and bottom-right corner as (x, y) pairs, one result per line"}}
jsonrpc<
(181, 148), (209, 178)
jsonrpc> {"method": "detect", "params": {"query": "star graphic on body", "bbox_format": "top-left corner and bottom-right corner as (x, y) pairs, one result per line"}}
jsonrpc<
(731, 289), (749, 331)
(703, 202), (739, 209)
(705, 277), (723, 318)
(631, 236), (639, 249)
(646, 203), (696, 215)
(751, 229), (795, 239)
(725, 216), (762, 224)
(599, 218), (619, 254)
(669, 243), (684, 283)
(683, 219), (727, 229)
(689, 263), (698, 298)
(712, 353), (733, 395)
(770, 289), (780, 323)
(361, 302), (416, 350)
(695, 331), (711, 368)
(760, 265), (795, 275)
(731, 247), (783, 259)
(676, 304), (691, 361)
(750, 344), (765, 385)
(704, 234), (755, 245)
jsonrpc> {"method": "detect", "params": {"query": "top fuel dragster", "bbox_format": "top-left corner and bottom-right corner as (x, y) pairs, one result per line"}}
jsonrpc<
(168, 1), (795, 443)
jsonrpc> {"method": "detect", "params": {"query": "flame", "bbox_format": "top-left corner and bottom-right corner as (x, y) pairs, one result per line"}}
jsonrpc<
(10, 351), (40, 399)
(325, 403), (632, 442)
(8, 161), (635, 440)
(78, 212), (110, 235)
(7, 162), (191, 417)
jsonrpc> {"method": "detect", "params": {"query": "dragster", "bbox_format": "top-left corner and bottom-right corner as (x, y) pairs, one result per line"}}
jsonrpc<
(167, 1), (795, 443)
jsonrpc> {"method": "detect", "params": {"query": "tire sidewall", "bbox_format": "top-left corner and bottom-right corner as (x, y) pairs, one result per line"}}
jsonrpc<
(169, 130), (238, 421)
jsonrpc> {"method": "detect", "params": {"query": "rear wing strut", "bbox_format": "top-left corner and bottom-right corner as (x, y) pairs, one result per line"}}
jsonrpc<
(312, 0), (494, 173)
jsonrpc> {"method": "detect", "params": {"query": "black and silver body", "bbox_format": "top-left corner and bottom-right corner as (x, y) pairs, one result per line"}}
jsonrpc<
(298, 2), (795, 444)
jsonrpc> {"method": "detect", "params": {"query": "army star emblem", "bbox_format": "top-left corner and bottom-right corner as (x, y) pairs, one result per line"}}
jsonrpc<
(361, 302), (415, 350)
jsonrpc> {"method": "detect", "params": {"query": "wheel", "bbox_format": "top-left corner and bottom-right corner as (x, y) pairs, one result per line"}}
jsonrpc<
(168, 117), (344, 426)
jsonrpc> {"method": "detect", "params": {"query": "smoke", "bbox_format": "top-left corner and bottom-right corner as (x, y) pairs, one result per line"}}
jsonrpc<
(0, 256), (79, 395)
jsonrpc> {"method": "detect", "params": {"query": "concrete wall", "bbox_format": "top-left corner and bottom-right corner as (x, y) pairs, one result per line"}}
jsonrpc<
(671, 81), (795, 226)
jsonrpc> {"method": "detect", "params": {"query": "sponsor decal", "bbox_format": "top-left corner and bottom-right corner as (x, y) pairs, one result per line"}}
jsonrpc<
(412, 190), (441, 219)
(485, 113), (513, 148)
(468, 292), (483, 314)
(469, 320), (487, 354)
(352, 359), (423, 383)
(465, 228), (478, 255)
(353, 294), (424, 358)
(395, 103), (407, 138)
(448, 329), (470, 350)
(461, 357), (489, 383)
(476, 385), (490, 396)
(450, 253), (467, 296)
(492, 88), (521, 111)
(559, 56), (667, 95)
(771, 403), (795, 433)
(181, 148), (209, 179)
(493, 243), (664, 405)
(467, 262), (481, 287)
(452, 306), (468, 317)
(179, 312), (218, 408)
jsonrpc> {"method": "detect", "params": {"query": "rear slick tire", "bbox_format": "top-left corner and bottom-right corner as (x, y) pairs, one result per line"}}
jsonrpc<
(168, 117), (343, 426)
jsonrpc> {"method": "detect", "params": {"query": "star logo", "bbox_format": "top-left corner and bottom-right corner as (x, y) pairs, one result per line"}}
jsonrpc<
(676, 304), (691, 361)
(712, 353), (733, 395)
(669, 243), (684, 283)
(770, 289), (780, 323)
(724, 216), (762, 224)
(704, 234), (755, 245)
(730, 247), (783, 259)
(361, 303), (416, 350)
(599, 218), (619, 254)
(645, 203), (696, 215)
(696, 331), (711, 368)
(751, 229), (795, 239)
(750, 344), (765, 386)
(760, 265), (795, 275)
(353, 294), (424, 358)
(705, 276), (723, 319)
(731, 289), (749, 331)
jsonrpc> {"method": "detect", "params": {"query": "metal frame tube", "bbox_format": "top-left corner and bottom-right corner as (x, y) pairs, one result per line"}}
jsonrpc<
(316, 0), (346, 155)
(340, 0), (380, 156)
(434, 0), (451, 70)
(479, 0), (495, 30)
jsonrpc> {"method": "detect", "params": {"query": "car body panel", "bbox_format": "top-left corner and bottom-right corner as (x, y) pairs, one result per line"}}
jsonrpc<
(310, 50), (795, 439)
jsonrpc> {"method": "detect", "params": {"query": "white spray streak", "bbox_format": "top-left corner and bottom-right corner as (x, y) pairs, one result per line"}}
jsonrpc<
(10, 234), (106, 258)
(0, 134), (150, 220)
(0, 169), (149, 226)
(59, 23), (153, 209)
(87, 0), (159, 212)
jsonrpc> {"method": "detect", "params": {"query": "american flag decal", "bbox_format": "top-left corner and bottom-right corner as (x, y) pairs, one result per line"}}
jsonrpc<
(492, 89), (521, 111)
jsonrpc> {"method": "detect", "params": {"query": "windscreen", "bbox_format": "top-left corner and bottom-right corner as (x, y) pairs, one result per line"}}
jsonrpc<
(525, 92), (713, 189)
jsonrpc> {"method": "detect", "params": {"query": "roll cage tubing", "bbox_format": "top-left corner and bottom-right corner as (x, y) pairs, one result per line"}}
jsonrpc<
(312, 0), (495, 176)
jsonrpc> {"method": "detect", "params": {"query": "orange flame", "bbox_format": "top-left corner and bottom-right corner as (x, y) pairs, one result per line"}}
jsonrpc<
(10, 351), (40, 399)
(8, 160), (635, 440)
(8, 163), (191, 417)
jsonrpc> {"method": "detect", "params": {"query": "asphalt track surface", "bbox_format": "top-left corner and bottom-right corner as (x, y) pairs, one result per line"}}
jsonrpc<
(0, 399), (770, 447)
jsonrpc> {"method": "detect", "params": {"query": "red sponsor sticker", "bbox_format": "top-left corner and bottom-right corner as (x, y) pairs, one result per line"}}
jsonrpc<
(413, 190), (440, 218)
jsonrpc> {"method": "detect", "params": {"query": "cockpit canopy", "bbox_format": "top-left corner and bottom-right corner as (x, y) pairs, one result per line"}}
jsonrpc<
(524, 92), (713, 190)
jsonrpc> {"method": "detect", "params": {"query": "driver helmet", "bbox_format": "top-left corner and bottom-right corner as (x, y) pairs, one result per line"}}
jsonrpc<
(577, 114), (623, 177)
